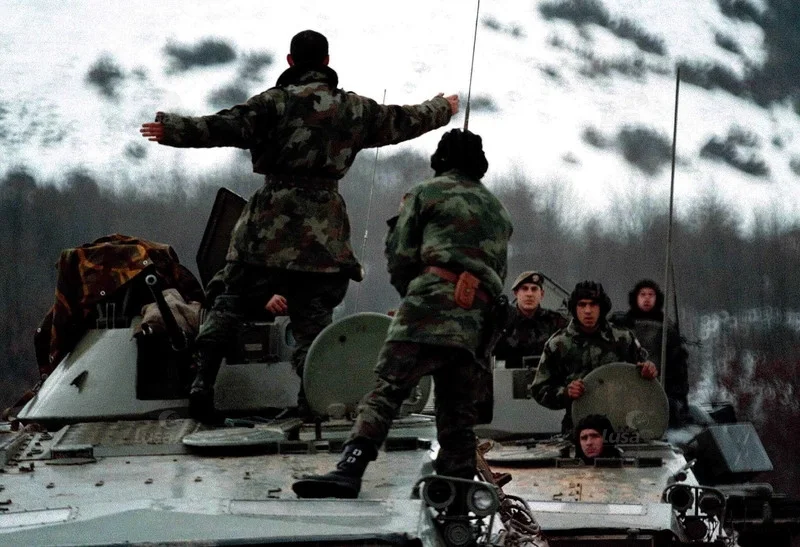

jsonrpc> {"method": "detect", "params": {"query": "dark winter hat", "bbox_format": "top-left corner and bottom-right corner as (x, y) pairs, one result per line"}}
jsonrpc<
(430, 129), (489, 179)
(628, 278), (664, 312)
(575, 413), (615, 438)
(568, 280), (612, 318)
(290, 30), (329, 67)
(574, 414), (616, 462)
(512, 271), (544, 291)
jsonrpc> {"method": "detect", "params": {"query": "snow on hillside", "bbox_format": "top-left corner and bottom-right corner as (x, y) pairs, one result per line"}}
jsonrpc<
(3, 0), (799, 228)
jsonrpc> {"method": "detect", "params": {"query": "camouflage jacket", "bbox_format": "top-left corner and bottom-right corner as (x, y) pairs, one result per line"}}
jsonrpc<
(493, 305), (568, 368)
(529, 319), (647, 410)
(384, 169), (512, 356)
(158, 66), (452, 279)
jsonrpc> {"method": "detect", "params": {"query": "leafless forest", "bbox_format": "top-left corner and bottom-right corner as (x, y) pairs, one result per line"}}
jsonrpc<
(1, 149), (799, 496)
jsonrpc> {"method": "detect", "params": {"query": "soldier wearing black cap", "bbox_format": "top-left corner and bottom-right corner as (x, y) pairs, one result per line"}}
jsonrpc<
(493, 270), (568, 369)
(574, 414), (622, 464)
(529, 281), (658, 432)
(610, 279), (690, 425)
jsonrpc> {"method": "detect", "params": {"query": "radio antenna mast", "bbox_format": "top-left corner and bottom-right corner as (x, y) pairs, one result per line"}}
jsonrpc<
(660, 67), (681, 386)
(353, 89), (387, 312)
(463, 0), (481, 131)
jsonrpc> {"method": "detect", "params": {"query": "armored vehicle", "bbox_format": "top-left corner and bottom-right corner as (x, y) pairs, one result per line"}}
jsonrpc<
(1, 189), (798, 546)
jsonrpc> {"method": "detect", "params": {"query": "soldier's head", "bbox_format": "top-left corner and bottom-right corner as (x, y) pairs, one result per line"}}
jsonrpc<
(629, 279), (664, 314)
(575, 414), (616, 463)
(430, 129), (489, 179)
(512, 271), (545, 316)
(568, 281), (611, 332)
(288, 30), (329, 68)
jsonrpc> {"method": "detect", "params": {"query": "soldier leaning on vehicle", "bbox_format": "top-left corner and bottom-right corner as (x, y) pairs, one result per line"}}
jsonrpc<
(493, 270), (568, 369)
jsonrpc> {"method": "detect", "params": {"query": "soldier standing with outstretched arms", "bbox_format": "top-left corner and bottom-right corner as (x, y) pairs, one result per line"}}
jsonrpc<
(140, 30), (459, 422)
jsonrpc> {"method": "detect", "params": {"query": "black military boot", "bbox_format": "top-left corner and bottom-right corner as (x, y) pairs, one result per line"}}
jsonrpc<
(296, 383), (313, 421)
(188, 351), (224, 424)
(292, 441), (378, 499)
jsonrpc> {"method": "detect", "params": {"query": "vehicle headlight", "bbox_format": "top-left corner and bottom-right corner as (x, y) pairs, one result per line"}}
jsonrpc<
(466, 484), (499, 517)
(698, 490), (725, 515)
(422, 477), (456, 510)
(683, 516), (709, 541)
(665, 484), (694, 513)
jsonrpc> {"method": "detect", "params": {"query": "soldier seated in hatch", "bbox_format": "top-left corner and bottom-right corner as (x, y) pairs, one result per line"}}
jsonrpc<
(529, 281), (658, 432)
(493, 270), (568, 368)
(574, 414), (622, 464)
(609, 279), (689, 426)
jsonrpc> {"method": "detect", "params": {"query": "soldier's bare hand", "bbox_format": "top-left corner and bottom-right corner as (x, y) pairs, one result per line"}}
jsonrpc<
(567, 379), (585, 399)
(637, 361), (658, 379)
(442, 94), (459, 115)
(266, 294), (288, 315)
(140, 122), (164, 142)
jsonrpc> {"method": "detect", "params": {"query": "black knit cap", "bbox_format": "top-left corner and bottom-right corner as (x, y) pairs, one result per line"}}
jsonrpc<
(290, 30), (328, 67)
(430, 129), (489, 179)
(568, 280), (611, 318)
(574, 413), (617, 462)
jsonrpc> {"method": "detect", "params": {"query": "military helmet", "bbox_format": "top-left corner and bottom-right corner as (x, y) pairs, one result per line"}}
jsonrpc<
(568, 280), (611, 318)
(511, 270), (544, 292)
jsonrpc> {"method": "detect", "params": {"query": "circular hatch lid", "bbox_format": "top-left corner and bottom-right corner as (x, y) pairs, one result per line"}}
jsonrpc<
(571, 362), (669, 441)
(303, 312), (431, 418)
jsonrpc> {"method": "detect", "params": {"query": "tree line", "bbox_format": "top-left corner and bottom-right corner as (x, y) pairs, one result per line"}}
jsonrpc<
(1, 152), (798, 493)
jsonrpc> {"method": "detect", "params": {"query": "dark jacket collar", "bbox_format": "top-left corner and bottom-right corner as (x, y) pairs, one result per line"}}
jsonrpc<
(275, 65), (339, 88)
(513, 304), (548, 321)
(627, 308), (664, 322)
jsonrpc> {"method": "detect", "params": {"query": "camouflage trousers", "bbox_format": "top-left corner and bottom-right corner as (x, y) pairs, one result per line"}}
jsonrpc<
(195, 261), (349, 375)
(347, 341), (488, 478)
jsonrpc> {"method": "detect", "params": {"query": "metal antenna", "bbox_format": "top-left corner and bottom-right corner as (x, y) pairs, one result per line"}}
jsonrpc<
(463, 0), (481, 131)
(353, 89), (387, 312)
(660, 67), (681, 386)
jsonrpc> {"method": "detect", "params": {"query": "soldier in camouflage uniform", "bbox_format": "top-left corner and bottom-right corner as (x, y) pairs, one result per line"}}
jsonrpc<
(292, 129), (513, 499)
(493, 270), (568, 368)
(529, 281), (658, 432)
(140, 30), (458, 421)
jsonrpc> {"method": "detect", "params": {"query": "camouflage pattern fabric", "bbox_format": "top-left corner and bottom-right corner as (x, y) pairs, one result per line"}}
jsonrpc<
(348, 341), (489, 478)
(529, 319), (647, 422)
(194, 261), (349, 375)
(158, 66), (452, 279)
(493, 305), (568, 368)
(345, 168), (510, 476)
(34, 234), (204, 376)
(383, 169), (513, 356)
